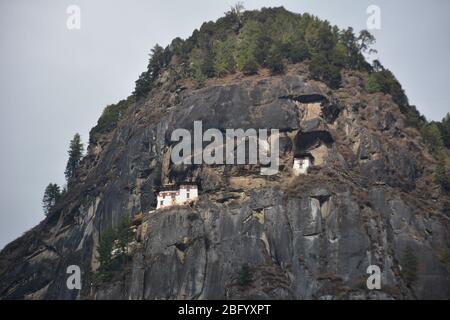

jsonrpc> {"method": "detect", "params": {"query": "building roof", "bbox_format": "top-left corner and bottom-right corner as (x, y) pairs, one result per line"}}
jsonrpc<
(157, 185), (197, 197)
(294, 153), (314, 160)
(180, 185), (197, 189)
(157, 190), (179, 197)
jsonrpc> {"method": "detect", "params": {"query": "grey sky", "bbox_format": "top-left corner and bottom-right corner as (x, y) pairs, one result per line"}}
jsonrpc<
(1, 0), (449, 249)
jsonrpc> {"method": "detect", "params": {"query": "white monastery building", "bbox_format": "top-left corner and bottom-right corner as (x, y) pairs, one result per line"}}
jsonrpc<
(293, 156), (312, 176)
(156, 185), (198, 209)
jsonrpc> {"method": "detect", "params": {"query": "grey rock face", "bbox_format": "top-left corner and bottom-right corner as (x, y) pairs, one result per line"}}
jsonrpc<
(1, 70), (449, 300)
(93, 186), (449, 300)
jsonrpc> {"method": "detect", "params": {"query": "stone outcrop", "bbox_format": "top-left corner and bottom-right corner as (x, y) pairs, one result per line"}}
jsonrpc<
(0, 65), (449, 300)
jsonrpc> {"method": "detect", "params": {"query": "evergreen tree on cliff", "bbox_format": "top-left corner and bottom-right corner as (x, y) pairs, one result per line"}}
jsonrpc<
(42, 183), (61, 215)
(64, 133), (84, 184)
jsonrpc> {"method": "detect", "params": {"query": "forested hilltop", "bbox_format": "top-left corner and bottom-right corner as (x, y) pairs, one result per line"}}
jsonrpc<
(92, 6), (450, 192)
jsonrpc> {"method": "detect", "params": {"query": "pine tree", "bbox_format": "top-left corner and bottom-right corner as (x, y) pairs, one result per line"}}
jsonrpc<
(435, 152), (450, 192)
(438, 113), (450, 149)
(401, 245), (418, 286)
(64, 133), (84, 183)
(96, 216), (134, 281)
(238, 263), (252, 286)
(266, 44), (285, 74)
(192, 62), (207, 88)
(116, 215), (134, 256)
(307, 24), (343, 88)
(237, 20), (261, 75)
(133, 44), (169, 98)
(147, 44), (167, 79)
(42, 183), (61, 215)
(97, 225), (116, 280)
(357, 30), (377, 56)
(309, 53), (342, 89)
(239, 55), (259, 76)
(229, 2), (244, 18)
(285, 40), (309, 63)
(189, 48), (209, 88)
(420, 123), (444, 157)
(213, 36), (237, 77)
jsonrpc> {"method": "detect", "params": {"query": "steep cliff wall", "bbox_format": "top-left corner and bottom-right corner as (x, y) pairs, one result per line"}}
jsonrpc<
(1, 65), (449, 300)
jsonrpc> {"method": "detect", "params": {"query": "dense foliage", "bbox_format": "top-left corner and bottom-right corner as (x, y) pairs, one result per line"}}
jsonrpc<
(134, 45), (171, 98)
(437, 113), (450, 149)
(365, 60), (409, 111)
(133, 6), (375, 93)
(89, 96), (134, 143)
(238, 263), (253, 286)
(96, 225), (116, 280)
(97, 216), (134, 281)
(420, 118), (450, 191)
(129, 6), (450, 193)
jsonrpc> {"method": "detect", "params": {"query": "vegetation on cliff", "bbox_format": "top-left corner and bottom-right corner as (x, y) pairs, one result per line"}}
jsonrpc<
(401, 246), (418, 287)
(84, 5), (449, 172)
(41, 6), (450, 220)
(131, 5), (447, 148)
(89, 96), (134, 144)
(42, 183), (61, 216)
(131, 5), (449, 193)
(65, 133), (84, 184)
(97, 216), (134, 281)
(133, 6), (375, 94)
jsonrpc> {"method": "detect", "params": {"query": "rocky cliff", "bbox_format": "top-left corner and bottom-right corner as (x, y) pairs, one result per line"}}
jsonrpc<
(1, 11), (450, 299)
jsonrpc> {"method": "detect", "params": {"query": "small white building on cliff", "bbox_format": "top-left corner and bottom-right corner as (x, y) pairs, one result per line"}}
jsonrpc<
(156, 185), (198, 209)
(293, 155), (313, 176)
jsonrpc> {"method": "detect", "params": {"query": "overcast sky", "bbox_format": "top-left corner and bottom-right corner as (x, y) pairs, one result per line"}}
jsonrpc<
(0, 0), (449, 249)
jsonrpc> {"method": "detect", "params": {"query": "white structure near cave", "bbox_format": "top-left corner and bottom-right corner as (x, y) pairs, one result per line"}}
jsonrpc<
(293, 157), (312, 176)
(156, 185), (198, 209)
